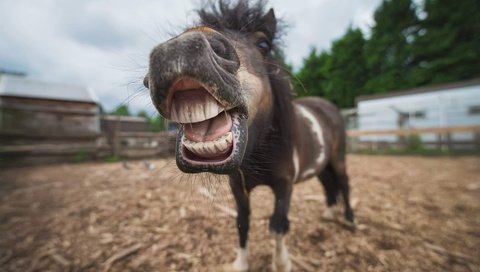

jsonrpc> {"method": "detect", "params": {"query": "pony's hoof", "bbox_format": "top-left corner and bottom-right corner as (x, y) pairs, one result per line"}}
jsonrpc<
(221, 262), (248, 272)
(271, 258), (292, 272)
(342, 219), (356, 230)
(321, 206), (336, 221)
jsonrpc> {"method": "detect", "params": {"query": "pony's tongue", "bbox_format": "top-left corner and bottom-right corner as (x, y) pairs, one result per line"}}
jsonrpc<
(184, 112), (232, 142)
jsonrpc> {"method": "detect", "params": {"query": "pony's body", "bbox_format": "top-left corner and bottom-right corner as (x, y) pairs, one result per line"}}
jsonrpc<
(293, 97), (346, 182)
(145, 1), (354, 271)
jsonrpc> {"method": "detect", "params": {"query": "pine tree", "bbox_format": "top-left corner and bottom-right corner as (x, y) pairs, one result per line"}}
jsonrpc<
(411, 0), (480, 85)
(295, 48), (330, 97)
(324, 27), (367, 108)
(364, 0), (420, 93)
(110, 105), (131, 116)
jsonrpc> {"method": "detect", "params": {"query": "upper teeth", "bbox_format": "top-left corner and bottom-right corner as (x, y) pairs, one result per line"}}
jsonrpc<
(170, 95), (223, 123)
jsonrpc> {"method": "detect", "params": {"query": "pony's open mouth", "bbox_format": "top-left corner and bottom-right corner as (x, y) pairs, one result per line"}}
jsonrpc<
(167, 78), (247, 173)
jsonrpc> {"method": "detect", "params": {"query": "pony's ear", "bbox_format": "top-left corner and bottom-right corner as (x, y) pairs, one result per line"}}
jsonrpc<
(260, 8), (277, 41)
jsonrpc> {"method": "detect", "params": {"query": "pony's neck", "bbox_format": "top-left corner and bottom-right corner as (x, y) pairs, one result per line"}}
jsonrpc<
(269, 68), (295, 149)
(240, 64), (296, 175)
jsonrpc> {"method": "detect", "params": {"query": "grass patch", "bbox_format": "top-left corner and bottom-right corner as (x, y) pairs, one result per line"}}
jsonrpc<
(103, 155), (120, 163)
(74, 148), (89, 162)
(351, 136), (479, 156)
(353, 148), (452, 156)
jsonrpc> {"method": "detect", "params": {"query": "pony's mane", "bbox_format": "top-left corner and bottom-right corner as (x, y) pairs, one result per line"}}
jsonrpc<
(196, 0), (283, 49)
(198, 0), (295, 163)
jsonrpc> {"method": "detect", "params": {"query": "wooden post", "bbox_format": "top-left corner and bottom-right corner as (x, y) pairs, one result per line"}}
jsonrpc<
(112, 116), (121, 157)
(436, 133), (442, 151)
(474, 132), (480, 152)
(446, 132), (453, 152)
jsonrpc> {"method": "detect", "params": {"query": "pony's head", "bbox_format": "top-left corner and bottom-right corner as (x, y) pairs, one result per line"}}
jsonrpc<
(145, 1), (286, 174)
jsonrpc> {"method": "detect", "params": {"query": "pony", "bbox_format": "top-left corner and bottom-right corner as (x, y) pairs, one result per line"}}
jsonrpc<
(144, 1), (355, 271)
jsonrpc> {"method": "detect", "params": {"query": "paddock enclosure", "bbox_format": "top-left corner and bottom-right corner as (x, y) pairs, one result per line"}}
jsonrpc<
(1, 155), (479, 271)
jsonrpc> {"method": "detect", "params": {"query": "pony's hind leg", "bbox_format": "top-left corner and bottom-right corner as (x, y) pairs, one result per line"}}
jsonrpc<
(337, 173), (355, 225)
(318, 164), (339, 220)
(331, 160), (355, 225)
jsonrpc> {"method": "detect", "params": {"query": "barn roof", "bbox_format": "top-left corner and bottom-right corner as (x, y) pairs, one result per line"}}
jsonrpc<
(0, 74), (98, 103)
(356, 78), (480, 103)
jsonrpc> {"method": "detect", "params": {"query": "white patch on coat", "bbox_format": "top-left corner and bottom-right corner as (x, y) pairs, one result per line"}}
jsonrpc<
(271, 233), (292, 272)
(295, 104), (326, 166)
(292, 147), (299, 183)
(232, 247), (248, 271)
(301, 168), (316, 179)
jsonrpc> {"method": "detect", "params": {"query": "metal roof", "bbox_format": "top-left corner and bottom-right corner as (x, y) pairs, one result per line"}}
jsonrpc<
(0, 74), (98, 103)
(356, 78), (480, 103)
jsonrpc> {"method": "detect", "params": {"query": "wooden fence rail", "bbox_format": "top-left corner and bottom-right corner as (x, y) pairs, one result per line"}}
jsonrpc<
(347, 125), (480, 137)
(3, 125), (479, 166)
(1, 131), (177, 166)
(347, 125), (480, 153)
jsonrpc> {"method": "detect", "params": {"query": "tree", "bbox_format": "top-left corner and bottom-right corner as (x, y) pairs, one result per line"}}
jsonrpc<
(110, 105), (131, 116)
(294, 28), (367, 108)
(411, 0), (480, 85)
(137, 110), (150, 120)
(323, 27), (367, 108)
(148, 115), (166, 132)
(136, 111), (166, 132)
(290, 0), (479, 109)
(364, 0), (420, 93)
(295, 48), (331, 97)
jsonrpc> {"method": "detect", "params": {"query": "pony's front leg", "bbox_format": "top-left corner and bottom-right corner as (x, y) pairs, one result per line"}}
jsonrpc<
(270, 179), (293, 272)
(223, 173), (250, 272)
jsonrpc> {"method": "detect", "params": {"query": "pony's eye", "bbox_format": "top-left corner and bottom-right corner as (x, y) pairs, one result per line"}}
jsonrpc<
(256, 40), (271, 53)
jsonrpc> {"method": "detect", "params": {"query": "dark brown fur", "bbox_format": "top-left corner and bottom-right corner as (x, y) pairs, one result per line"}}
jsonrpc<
(146, 1), (354, 270)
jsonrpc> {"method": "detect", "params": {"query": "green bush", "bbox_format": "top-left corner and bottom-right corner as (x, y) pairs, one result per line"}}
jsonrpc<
(103, 155), (120, 163)
(405, 135), (423, 151)
(74, 148), (88, 162)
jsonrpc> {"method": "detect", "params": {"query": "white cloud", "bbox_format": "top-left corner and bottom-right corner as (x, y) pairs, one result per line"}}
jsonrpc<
(0, 0), (381, 113)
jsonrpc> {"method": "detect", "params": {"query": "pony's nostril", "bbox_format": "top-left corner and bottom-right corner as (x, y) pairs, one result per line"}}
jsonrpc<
(208, 37), (238, 65)
(209, 39), (227, 58)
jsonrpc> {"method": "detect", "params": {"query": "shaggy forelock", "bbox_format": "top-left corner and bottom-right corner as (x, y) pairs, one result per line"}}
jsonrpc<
(196, 0), (282, 45)
(196, 1), (294, 147)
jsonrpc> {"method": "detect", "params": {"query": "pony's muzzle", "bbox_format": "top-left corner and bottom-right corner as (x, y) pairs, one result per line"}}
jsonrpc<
(146, 30), (241, 118)
(145, 29), (247, 174)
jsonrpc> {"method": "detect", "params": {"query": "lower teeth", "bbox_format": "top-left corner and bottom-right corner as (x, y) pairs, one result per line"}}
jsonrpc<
(183, 132), (233, 157)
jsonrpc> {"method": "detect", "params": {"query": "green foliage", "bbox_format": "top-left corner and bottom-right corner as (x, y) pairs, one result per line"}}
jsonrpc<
(295, 28), (367, 108)
(136, 111), (166, 132)
(74, 148), (88, 162)
(137, 110), (149, 119)
(292, 0), (480, 108)
(405, 135), (423, 151)
(364, 0), (420, 93)
(324, 27), (367, 107)
(103, 155), (120, 163)
(295, 48), (330, 97)
(411, 0), (480, 85)
(110, 105), (131, 116)
(354, 148), (451, 156)
(148, 115), (166, 132)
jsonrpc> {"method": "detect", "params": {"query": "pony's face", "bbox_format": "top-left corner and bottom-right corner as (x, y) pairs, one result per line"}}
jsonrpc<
(145, 10), (277, 174)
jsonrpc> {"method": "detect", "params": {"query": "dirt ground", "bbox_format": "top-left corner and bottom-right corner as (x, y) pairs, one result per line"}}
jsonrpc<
(0, 155), (479, 272)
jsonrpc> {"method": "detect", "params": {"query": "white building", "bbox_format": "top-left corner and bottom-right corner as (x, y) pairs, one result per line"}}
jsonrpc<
(356, 79), (480, 144)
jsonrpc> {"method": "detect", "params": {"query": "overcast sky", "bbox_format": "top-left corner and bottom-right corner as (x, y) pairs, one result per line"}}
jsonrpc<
(0, 0), (381, 114)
